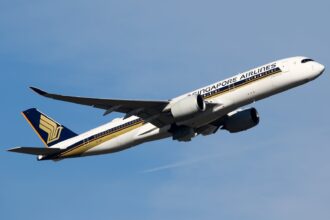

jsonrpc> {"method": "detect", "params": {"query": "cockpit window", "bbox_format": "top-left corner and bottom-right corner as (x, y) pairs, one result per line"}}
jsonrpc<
(301, 58), (314, 63)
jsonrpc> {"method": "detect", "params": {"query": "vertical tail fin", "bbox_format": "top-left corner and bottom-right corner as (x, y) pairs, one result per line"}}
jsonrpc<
(22, 108), (77, 147)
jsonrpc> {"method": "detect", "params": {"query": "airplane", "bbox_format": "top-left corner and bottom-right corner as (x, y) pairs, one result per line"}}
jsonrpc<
(8, 56), (325, 161)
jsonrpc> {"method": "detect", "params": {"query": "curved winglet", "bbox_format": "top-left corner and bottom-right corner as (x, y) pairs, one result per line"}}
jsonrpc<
(30, 87), (48, 96)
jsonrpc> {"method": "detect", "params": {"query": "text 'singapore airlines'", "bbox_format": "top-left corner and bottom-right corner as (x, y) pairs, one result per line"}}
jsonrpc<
(8, 56), (325, 161)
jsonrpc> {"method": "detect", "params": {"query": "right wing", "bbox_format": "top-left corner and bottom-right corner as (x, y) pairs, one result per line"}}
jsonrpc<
(8, 147), (62, 155)
(30, 87), (173, 127)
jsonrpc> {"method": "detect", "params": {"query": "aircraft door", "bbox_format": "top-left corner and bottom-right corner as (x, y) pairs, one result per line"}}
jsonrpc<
(272, 61), (289, 90)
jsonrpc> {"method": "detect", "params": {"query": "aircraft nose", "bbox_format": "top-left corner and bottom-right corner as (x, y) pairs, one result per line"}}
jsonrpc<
(314, 62), (325, 75)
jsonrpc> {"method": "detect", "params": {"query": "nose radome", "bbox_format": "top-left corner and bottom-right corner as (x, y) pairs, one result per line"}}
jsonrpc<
(315, 62), (325, 74)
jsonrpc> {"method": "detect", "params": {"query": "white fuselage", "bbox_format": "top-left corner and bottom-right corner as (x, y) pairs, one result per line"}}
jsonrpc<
(49, 56), (325, 159)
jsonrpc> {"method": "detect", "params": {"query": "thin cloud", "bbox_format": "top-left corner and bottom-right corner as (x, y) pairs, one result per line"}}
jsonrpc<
(140, 143), (265, 174)
(140, 154), (219, 173)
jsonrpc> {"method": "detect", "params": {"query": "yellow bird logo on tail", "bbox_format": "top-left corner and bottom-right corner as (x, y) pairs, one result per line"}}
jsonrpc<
(39, 115), (63, 144)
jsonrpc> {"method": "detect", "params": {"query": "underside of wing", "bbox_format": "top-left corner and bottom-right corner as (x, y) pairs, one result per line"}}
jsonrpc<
(30, 87), (172, 127)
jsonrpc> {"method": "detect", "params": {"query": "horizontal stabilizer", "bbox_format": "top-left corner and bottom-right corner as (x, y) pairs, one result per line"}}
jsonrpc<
(8, 147), (62, 155)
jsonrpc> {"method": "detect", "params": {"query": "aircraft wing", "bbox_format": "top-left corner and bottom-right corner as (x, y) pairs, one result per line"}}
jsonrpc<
(30, 87), (172, 127)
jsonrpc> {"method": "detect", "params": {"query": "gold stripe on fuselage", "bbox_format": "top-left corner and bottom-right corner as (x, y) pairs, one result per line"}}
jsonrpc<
(60, 122), (144, 157)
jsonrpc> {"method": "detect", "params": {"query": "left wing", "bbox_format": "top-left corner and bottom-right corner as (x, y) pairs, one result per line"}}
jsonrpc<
(30, 87), (172, 127)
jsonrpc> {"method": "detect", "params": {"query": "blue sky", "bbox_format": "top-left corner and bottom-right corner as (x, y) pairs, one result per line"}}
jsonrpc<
(1, 0), (329, 219)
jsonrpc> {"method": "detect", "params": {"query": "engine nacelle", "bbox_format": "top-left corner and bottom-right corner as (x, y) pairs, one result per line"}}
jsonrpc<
(171, 94), (206, 122)
(223, 108), (260, 133)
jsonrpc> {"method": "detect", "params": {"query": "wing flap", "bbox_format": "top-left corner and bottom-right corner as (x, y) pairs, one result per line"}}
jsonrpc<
(8, 147), (62, 155)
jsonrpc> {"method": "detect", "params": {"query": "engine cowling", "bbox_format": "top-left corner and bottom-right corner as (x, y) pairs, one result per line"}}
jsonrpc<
(223, 108), (260, 133)
(171, 94), (206, 122)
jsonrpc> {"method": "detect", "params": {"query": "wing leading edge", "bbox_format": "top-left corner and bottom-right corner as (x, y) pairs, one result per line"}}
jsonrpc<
(30, 87), (172, 127)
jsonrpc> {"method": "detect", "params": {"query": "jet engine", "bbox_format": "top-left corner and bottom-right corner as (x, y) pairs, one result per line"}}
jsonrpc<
(170, 94), (206, 122)
(222, 108), (259, 133)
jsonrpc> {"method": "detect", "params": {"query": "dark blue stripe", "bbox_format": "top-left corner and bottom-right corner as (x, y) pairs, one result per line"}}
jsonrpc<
(203, 67), (281, 99)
